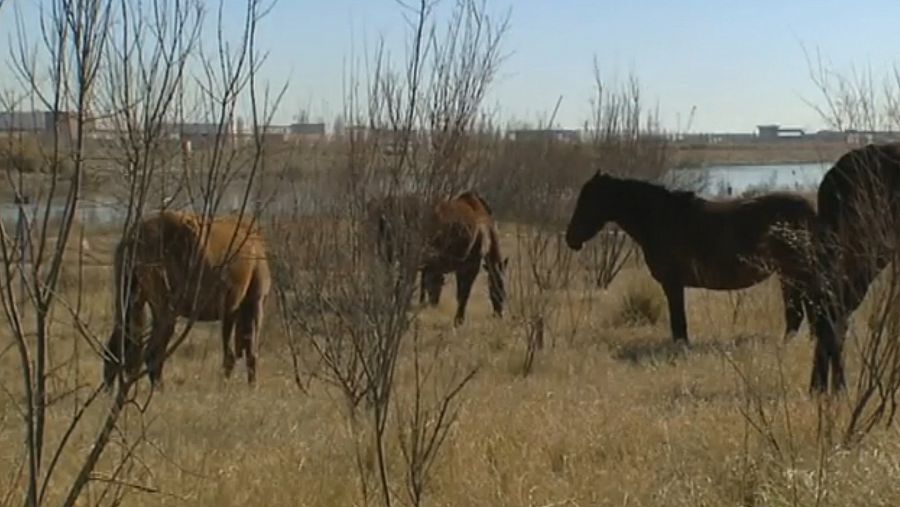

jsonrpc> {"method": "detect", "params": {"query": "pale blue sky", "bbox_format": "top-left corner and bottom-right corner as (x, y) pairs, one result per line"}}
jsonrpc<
(3, 0), (899, 133)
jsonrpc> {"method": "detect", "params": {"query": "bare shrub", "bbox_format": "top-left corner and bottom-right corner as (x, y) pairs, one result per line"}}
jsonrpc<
(582, 229), (636, 290)
(613, 276), (665, 327)
(508, 220), (574, 376)
(0, 0), (275, 504)
(271, 1), (507, 505)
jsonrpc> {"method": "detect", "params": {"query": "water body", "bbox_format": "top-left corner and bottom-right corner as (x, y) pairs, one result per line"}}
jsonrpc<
(0, 162), (833, 230)
(676, 162), (830, 197)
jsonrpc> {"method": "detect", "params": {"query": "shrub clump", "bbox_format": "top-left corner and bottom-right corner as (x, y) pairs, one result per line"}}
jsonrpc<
(0, 137), (74, 174)
(613, 277), (664, 327)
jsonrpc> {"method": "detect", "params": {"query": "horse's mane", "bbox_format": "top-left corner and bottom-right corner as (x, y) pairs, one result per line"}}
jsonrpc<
(600, 174), (697, 208)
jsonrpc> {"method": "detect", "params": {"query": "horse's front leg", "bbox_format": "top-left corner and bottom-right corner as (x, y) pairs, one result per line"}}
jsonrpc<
(661, 280), (689, 344)
(780, 278), (806, 342)
(145, 309), (176, 391)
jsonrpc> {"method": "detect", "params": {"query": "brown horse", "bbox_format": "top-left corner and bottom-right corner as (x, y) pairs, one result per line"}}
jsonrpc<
(420, 190), (509, 325)
(366, 190), (508, 325)
(102, 210), (271, 390)
(565, 171), (817, 344)
(806, 143), (900, 393)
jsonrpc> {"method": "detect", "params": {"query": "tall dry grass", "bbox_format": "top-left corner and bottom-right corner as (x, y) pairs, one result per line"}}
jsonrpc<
(3, 3), (900, 507)
(2, 227), (900, 506)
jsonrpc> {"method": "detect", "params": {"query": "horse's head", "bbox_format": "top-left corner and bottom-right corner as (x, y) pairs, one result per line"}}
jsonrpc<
(565, 170), (616, 250)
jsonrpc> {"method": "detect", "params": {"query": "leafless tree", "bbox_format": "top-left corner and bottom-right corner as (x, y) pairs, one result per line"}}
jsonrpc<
(270, 1), (506, 505)
(0, 0), (277, 505)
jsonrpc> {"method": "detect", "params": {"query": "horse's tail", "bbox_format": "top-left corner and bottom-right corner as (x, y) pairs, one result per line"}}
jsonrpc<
(485, 223), (503, 267)
(483, 222), (507, 316)
(236, 251), (270, 367)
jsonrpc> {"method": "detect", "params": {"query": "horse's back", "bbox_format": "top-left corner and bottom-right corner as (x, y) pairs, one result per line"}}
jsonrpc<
(437, 191), (495, 227)
(453, 190), (493, 217)
(818, 143), (900, 225)
(415, 191), (488, 266)
(128, 210), (269, 316)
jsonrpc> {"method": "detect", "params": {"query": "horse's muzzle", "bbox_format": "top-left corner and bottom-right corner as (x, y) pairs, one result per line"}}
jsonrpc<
(565, 235), (583, 251)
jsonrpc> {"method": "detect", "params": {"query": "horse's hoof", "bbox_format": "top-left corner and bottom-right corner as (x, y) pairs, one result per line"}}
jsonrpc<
(673, 339), (691, 351)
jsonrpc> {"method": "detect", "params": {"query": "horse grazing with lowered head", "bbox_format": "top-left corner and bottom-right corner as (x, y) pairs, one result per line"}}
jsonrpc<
(805, 143), (900, 394)
(366, 190), (508, 325)
(103, 210), (271, 390)
(565, 171), (818, 345)
(419, 190), (509, 325)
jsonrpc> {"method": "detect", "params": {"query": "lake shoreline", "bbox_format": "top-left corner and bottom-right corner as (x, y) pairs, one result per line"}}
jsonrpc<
(670, 139), (855, 168)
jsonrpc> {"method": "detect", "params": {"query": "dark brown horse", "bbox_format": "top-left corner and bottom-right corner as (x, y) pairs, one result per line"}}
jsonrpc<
(103, 210), (271, 390)
(565, 171), (817, 344)
(420, 190), (509, 325)
(806, 143), (900, 393)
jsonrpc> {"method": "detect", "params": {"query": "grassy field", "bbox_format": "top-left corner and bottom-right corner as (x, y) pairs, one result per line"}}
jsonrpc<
(1, 222), (899, 507)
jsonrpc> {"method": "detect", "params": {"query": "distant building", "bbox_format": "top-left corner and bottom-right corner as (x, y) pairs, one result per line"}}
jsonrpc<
(0, 110), (83, 140)
(175, 117), (239, 147)
(290, 122), (325, 136)
(757, 124), (805, 141)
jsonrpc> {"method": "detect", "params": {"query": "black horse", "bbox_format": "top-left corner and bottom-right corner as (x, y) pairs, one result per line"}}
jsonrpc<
(565, 171), (818, 345)
(806, 143), (900, 394)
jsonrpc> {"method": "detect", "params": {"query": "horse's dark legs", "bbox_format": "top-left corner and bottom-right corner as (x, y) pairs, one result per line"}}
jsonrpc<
(808, 265), (874, 394)
(221, 310), (237, 378)
(662, 281), (688, 343)
(103, 324), (143, 390)
(780, 280), (806, 342)
(810, 310), (847, 394)
(418, 269), (427, 304)
(422, 268), (445, 307)
(235, 304), (258, 385)
(454, 262), (480, 326)
(145, 313), (176, 391)
(810, 319), (832, 394)
(103, 297), (145, 390)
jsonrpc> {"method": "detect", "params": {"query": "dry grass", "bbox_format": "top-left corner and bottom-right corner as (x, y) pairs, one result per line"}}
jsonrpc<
(1, 226), (900, 507)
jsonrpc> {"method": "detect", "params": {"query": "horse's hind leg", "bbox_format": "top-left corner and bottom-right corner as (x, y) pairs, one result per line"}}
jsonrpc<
(422, 268), (445, 307)
(419, 269), (427, 304)
(780, 279), (805, 342)
(221, 310), (237, 378)
(453, 261), (479, 326)
(236, 295), (264, 385)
